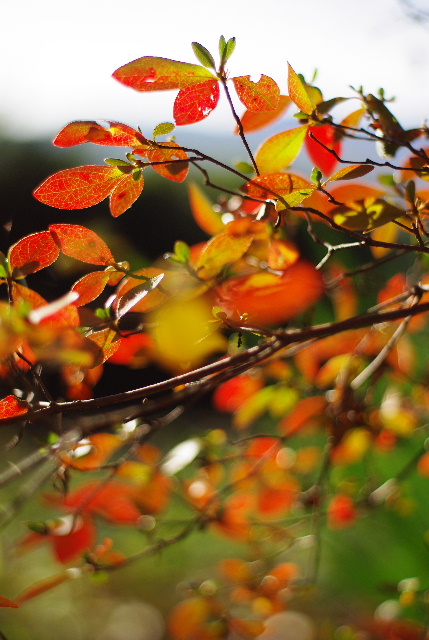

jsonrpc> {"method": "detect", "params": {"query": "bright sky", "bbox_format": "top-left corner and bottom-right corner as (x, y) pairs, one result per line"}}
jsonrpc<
(2, 0), (429, 141)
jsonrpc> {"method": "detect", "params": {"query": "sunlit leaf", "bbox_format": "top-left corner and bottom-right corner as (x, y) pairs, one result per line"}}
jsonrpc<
(49, 224), (115, 265)
(328, 494), (357, 528)
(145, 142), (189, 182)
(242, 173), (314, 210)
(8, 231), (60, 279)
(113, 56), (217, 91)
(194, 231), (254, 279)
(87, 328), (121, 365)
(153, 122), (175, 138)
(54, 120), (145, 148)
(255, 125), (308, 174)
(267, 239), (300, 271)
(332, 198), (405, 231)
(108, 332), (153, 367)
(60, 433), (123, 470)
(0, 395), (29, 422)
(71, 271), (112, 306)
(306, 124), (342, 176)
(213, 374), (264, 413)
(340, 107), (366, 129)
(34, 166), (125, 210)
(115, 274), (164, 319)
(149, 296), (226, 371)
(287, 63), (317, 114)
(174, 80), (220, 125)
(327, 164), (374, 182)
(238, 95), (292, 134)
(215, 260), (324, 326)
(109, 172), (144, 217)
(114, 267), (167, 314)
(232, 74), (280, 111)
(188, 182), (224, 235)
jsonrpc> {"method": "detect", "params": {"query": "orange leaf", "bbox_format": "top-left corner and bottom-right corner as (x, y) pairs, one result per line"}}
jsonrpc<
(145, 142), (189, 182)
(174, 80), (220, 125)
(108, 332), (153, 367)
(188, 182), (224, 235)
(213, 375), (264, 413)
(49, 224), (115, 265)
(279, 396), (328, 437)
(87, 328), (121, 365)
(195, 231), (254, 280)
(114, 267), (167, 314)
(328, 494), (357, 529)
(71, 271), (112, 306)
(255, 126), (308, 175)
(109, 172), (144, 216)
(215, 261), (324, 326)
(306, 124), (342, 176)
(0, 595), (19, 608)
(327, 164), (374, 182)
(34, 166), (126, 210)
(8, 231), (60, 279)
(287, 63), (317, 114)
(0, 395), (29, 422)
(54, 120), (145, 148)
(113, 56), (216, 91)
(242, 173), (314, 209)
(232, 74), (280, 111)
(238, 95), (292, 134)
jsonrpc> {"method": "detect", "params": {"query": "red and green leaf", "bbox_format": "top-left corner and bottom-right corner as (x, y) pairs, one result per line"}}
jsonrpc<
(54, 120), (146, 148)
(232, 74), (280, 111)
(174, 80), (220, 125)
(255, 125), (308, 174)
(113, 57), (216, 91)
(242, 173), (314, 209)
(238, 95), (292, 134)
(8, 231), (60, 279)
(49, 224), (115, 265)
(34, 166), (127, 210)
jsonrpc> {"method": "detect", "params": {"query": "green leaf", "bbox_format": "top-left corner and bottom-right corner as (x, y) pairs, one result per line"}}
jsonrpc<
(173, 240), (191, 263)
(104, 158), (133, 167)
(153, 122), (175, 139)
(311, 167), (323, 185)
(192, 42), (216, 70)
(235, 161), (254, 175)
(316, 97), (349, 114)
(219, 36), (236, 63)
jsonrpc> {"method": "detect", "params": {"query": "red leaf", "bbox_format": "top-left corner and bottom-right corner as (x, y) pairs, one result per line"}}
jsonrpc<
(0, 395), (29, 422)
(215, 261), (324, 326)
(109, 173), (144, 217)
(8, 231), (60, 278)
(34, 166), (125, 210)
(146, 142), (189, 182)
(0, 595), (19, 608)
(238, 95), (292, 134)
(49, 224), (115, 265)
(306, 124), (342, 176)
(71, 271), (112, 306)
(232, 74), (280, 111)
(59, 481), (142, 524)
(54, 120), (146, 148)
(52, 516), (97, 563)
(113, 56), (216, 91)
(174, 80), (220, 125)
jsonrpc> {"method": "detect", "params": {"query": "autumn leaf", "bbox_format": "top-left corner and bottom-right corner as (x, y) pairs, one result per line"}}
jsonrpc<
(215, 260), (324, 326)
(306, 124), (342, 176)
(194, 231), (254, 279)
(287, 63), (317, 114)
(0, 395), (29, 422)
(0, 595), (19, 608)
(113, 56), (217, 91)
(71, 271), (112, 307)
(145, 142), (189, 182)
(8, 231), (60, 279)
(114, 267), (167, 314)
(188, 182), (224, 235)
(255, 125), (308, 174)
(332, 197), (405, 231)
(174, 80), (220, 125)
(87, 328), (121, 366)
(109, 172), (144, 217)
(34, 166), (127, 210)
(238, 95), (292, 134)
(242, 173), (314, 209)
(232, 74), (280, 111)
(49, 224), (115, 265)
(327, 164), (375, 182)
(54, 120), (146, 148)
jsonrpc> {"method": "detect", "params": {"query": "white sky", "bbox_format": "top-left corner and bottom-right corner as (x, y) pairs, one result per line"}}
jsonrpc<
(1, 0), (429, 141)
